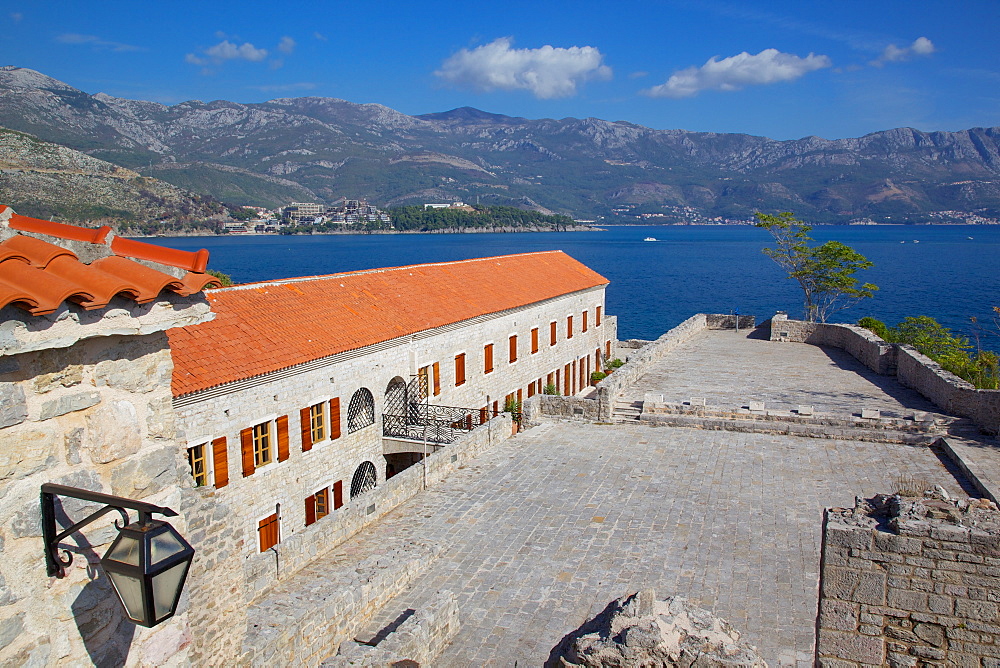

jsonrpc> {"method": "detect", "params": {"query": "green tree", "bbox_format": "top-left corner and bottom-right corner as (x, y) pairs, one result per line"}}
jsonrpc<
(755, 212), (878, 322)
(206, 269), (234, 287)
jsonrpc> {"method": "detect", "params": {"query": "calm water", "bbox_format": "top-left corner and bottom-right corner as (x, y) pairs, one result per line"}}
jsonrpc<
(146, 225), (1000, 344)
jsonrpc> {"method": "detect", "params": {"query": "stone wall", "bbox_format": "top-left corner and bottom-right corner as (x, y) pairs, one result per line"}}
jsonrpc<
(324, 590), (460, 666)
(705, 313), (756, 330)
(0, 319), (207, 666)
(816, 494), (1000, 666)
(239, 415), (511, 665)
(770, 313), (1000, 434)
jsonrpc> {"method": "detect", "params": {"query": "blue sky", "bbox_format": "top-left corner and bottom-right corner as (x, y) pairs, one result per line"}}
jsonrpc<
(3, 0), (998, 140)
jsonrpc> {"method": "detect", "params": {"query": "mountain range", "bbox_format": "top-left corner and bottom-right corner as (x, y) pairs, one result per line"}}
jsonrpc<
(2, 65), (1000, 223)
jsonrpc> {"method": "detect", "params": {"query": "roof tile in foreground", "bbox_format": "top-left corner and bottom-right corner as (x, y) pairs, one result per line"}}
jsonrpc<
(168, 251), (609, 397)
(0, 206), (220, 316)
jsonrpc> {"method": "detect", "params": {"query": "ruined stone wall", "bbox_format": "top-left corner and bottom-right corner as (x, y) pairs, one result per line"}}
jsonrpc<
(817, 495), (1000, 666)
(0, 332), (196, 667)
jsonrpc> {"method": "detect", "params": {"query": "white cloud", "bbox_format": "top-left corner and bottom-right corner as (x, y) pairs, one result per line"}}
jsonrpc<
(871, 37), (936, 67)
(186, 39), (271, 68)
(435, 37), (612, 99)
(55, 33), (142, 52)
(278, 36), (295, 54)
(643, 48), (831, 99)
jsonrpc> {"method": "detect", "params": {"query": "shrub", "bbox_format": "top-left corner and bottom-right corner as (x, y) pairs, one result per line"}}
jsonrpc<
(543, 383), (560, 396)
(607, 358), (624, 369)
(591, 371), (607, 383)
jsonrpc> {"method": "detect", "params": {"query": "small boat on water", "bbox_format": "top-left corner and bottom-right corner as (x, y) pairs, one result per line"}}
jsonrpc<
(643, 237), (657, 242)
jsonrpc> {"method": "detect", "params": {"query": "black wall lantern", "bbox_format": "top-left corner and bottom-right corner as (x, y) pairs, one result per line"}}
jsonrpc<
(41, 483), (195, 628)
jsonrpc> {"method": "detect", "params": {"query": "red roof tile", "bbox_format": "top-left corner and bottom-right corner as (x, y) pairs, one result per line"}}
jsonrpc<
(168, 251), (609, 397)
(0, 207), (220, 316)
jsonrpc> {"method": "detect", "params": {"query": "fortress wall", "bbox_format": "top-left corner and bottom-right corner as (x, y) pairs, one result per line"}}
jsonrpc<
(771, 314), (999, 434)
(816, 495), (1000, 666)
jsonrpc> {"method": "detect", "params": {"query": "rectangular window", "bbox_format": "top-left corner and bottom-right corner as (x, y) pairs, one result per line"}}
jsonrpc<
(455, 353), (466, 386)
(333, 480), (344, 510)
(432, 362), (441, 396)
(252, 422), (272, 467)
(583, 310), (588, 333)
(567, 315), (574, 339)
(606, 340), (611, 359)
(187, 444), (207, 487)
(509, 334), (518, 363)
(315, 487), (330, 519)
(527, 383), (535, 398)
(258, 513), (279, 552)
(309, 403), (326, 443)
(418, 365), (430, 399)
(550, 321), (557, 346)
(596, 306), (602, 326)
(531, 327), (539, 354)
(484, 343), (494, 374)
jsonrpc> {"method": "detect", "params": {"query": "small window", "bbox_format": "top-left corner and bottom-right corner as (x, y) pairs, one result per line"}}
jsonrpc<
(315, 488), (329, 520)
(252, 422), (272, 467)
(567, 315), (574, 339)
(432, 362), (441, 396)
(258, 513), (279, 552)
(455, 353), (466, 386)
(418, 366), (430, 399)
(582, 310), (588, 333)
(309, 403), (326, 443)
(596, 306), (602, 326)
(347, 388), (375, 433)
(550, 321), (557, 346)
(509, 334), (518, 363)
(531, 327), (539, 354)
(187, 444), (207, 487)
(484, 343), (494, 374)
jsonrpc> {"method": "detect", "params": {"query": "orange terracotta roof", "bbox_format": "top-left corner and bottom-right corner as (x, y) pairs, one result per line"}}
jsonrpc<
(168, 251), (609, 397)
(0, 206), (220, 316)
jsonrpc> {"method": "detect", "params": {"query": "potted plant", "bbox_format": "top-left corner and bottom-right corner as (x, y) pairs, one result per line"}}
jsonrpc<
(590, 370), (607, 386)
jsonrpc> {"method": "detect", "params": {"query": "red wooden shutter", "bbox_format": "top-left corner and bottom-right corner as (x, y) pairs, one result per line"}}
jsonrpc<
(509, 335), (517, 363)
(433, 362), (441, 396)
(258, 514), (279, 551)
(455, 353), (466, 386)
(240, 428), (255, 477)
(567, 315), (574, 339)
(305, 495), (316, 526)
(550, 321), (557, 345)
(583, 310), (588, 332)
(606, 340), (611, 358)
(333, 481), (344, 510)
(596, 306), (602, 326)
(531, 328), (539, 353)
(300, 407), (313, 452)
(211, 437), (229, 488)
(480, 406), (487, 424)
(276, 415), (289, 462)
(329, 398), (341, 440)
(484, 343), (493, 373)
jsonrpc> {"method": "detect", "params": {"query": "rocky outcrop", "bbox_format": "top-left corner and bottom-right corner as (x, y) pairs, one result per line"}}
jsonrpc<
(551, 589), (767, 667)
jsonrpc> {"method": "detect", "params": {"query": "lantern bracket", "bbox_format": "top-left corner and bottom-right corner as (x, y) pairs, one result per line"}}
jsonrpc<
(40, 483), (178, 578)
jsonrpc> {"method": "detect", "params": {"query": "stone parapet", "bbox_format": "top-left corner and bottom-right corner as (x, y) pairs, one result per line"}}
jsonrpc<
(816, 493), (1000, 666)
(771, 313), (999, 435)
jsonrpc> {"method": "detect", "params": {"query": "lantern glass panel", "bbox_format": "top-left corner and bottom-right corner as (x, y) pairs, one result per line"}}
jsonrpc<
(150, 528), (186, 564)
(152, 561), (189, 622)
(106, 534), (141, 566)
(106, 570), (145, 623)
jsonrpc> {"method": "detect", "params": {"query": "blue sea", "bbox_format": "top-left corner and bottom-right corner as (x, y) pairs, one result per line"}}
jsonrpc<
(146, 225), (1000, 345)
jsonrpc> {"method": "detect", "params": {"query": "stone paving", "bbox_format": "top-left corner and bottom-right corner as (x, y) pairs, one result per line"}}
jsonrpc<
(342, 422), (967, 666)
(617, 328), (946, 419)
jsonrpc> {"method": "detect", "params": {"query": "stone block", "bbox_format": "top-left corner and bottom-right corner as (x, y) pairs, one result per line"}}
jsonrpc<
(95, 352), (171, 393)
(817, 628), (885, 664)
(0, 383), (27, 428)
(955, 598), (999, 619)
(797, 405), (814, 416)
(873, 532), (923, 555)
(928, 594), (954, 614)
(0, 425), (57, 481)
(110, 446), (178, 497)
(913, 621), (946, 647)
(820, 599), (859, 631)
(32, 363), (82, 393)
(826, 525), (873, 551)
(39, 391), (101, 420)
(0, 611), (23, 650)
(887, 589), (928, 612)
(748, 401), (765, 412)
(861, 408), (881, 419)
(85, 400), (142, 463)
(688, 397), (706, 406)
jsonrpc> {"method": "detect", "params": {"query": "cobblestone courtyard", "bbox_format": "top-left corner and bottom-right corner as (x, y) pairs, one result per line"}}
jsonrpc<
(344, 421), (966, 666)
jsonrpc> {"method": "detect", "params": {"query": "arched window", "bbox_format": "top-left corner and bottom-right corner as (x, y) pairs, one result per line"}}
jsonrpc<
(350, 461), (377, 498)
(347, 387), (375, 433)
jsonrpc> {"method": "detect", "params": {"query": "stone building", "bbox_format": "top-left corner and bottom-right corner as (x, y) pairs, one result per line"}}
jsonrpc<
(166, 250), (615, 660)
(0, 206), (218, 665)
(0, 202), (618, 665)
